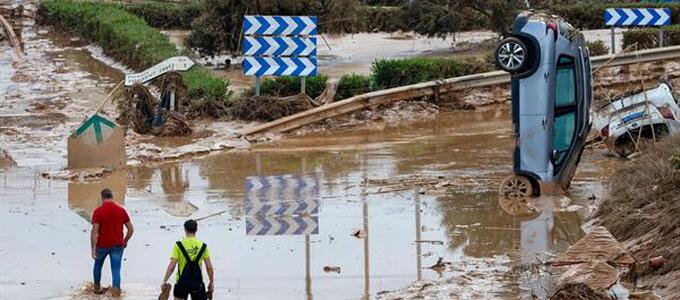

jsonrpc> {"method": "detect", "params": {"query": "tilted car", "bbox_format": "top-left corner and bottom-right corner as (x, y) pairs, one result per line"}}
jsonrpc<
(496, 11), (593, 197)
(593, 81), (680, 157)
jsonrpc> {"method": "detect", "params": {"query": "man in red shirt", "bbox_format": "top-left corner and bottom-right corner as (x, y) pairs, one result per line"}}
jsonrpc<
(91, 188), (134, 297)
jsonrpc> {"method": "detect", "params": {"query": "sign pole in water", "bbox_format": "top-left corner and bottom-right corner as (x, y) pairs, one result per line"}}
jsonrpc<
(67, 114), (126, 170)
(242, 16), (318, 94)
(604, 8), (672, 52)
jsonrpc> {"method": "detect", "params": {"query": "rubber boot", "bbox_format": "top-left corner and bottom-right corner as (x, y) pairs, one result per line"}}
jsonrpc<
(111, 287), (122, 298)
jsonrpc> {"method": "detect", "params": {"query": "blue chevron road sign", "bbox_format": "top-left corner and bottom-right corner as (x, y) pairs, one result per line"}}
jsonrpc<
(242, 15), (318, 81)
(243, 57), (317, 76)
(605, 8), (672, 27)
(243, 16), (317, 36)
(246, 215), (319, 236)
(243, 36), (317, 57)
(244, 174), (319, 236)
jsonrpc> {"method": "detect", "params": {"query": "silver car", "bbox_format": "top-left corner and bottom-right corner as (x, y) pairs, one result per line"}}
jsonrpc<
(496, 11), (592, 197)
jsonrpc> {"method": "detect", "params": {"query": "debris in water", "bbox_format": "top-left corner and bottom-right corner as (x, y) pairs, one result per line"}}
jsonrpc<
(323, 266), (341, 274)
(41, 167), (112, 181)
(549, 282), (609, 300)
(428, 257), (451, 273)
(0, 149), (16, 168)
(351, 228), (366, 239)
(415, 240), (444, 245)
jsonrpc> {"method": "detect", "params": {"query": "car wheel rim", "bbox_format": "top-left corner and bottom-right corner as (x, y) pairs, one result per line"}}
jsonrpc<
(498, 42), (525, 70)
(501, 176), (531, 198)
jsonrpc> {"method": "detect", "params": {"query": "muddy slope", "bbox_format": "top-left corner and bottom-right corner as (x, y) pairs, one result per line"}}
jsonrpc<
(593, 137), (680, 299)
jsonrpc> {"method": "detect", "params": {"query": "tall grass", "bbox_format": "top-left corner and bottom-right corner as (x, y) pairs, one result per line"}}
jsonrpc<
(39, 0), (230, 104)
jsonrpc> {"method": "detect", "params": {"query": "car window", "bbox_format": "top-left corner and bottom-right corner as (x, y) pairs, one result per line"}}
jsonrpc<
(555, 56), (576, 107)
(553, 111), (576, 165)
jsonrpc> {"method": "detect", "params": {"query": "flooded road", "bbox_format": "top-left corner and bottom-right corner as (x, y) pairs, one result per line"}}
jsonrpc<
(0, 106), (616, 299)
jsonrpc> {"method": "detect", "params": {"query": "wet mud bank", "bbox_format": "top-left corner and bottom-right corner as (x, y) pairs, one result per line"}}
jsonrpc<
(587, 138), (680, 299)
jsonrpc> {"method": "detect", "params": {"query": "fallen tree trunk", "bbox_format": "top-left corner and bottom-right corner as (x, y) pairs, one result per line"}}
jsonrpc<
(0, 13), (23, 58)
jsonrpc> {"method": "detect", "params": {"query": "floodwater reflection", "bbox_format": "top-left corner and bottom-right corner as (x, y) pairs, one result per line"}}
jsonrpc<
(48, 108), (609, 299)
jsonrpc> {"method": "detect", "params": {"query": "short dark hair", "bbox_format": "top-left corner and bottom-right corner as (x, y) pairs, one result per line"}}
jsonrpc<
(101, 188), (113, 200)
(184, 219), (198, 234)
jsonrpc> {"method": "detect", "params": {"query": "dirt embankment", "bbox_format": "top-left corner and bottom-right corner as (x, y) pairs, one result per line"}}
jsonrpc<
(593, 137), (680, 298)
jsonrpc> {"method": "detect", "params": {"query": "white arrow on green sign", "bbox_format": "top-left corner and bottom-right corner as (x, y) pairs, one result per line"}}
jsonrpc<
(71, 114), (117, 145)
(124, 56), (196, 86)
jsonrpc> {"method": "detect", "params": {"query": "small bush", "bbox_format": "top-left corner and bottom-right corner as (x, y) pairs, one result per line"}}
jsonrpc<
(336, 74), (372, 100)
(260, 75), (329, 99)
(357, 6), (401, 32)
(371, 57), (491, 89)
(622, 25), (680, 50)
(124, 1), (202, 29)
(586, 40), (609, 56)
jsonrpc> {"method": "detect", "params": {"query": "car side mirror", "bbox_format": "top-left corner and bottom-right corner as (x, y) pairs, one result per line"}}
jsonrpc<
(552, 150), (559, 161)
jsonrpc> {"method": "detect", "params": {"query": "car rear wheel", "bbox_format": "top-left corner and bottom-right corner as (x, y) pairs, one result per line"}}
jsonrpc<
(495, 37), (528, 74)
(499, 175), (534, 198)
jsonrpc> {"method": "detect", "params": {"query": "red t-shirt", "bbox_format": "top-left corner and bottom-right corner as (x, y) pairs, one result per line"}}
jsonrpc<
(92, 201), (130, 248)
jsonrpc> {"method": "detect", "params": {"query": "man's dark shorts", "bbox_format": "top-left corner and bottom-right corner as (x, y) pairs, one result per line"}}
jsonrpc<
(173, 283), (206, 300)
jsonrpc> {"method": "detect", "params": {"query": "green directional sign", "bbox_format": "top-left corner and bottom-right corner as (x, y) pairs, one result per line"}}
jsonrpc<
(71, 114), (117, 145)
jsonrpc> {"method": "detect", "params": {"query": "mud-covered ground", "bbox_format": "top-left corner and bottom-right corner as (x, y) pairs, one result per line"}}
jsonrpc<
(0, 4), (678, 299)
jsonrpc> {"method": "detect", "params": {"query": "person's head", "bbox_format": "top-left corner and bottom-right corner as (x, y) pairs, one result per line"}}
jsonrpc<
(100, 188), (113, 202)
(184, 219), (198, 235)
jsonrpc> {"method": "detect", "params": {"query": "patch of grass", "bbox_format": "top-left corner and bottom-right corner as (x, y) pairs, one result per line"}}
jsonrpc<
(622, 25), (680, 50)
(335, 74), (373, 100)
(260, 75), (329, 99)
(39, 0), (229, 105)
(371, 57), (490, 89)
(585, 40), (609, 56)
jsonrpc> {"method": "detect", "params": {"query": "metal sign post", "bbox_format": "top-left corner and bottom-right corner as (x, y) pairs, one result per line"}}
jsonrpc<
(242, 16), (318, 95)
(604, 8), (672, 52)
(301, 77), (306, 95)
(610, 27), (616, 54)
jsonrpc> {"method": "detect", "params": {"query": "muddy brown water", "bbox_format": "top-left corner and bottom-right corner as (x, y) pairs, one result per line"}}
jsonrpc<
(0, 20), (624, 299)
(0, 105), (619, 299)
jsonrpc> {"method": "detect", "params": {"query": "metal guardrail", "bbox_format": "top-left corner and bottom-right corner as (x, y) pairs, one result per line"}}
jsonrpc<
(241, 45), (680, 136)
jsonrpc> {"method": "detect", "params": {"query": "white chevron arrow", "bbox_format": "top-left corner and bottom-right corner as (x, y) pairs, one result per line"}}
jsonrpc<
(622, 9), (636, 26)
(640, 9), (653, 26)
(301, 17), (316, 35)
(656, 9), (670, 26)
(606, 9), (620, 26)
(244, 16), (261, 35)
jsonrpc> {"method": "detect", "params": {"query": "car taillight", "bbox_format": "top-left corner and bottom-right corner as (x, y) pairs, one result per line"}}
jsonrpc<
(546, 22), (558, 41)
(600, 126), (609, 138)
(657, 106), (676, 120)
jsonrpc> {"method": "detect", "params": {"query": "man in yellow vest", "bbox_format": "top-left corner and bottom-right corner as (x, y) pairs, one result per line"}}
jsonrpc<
(161, 220), (214, 300)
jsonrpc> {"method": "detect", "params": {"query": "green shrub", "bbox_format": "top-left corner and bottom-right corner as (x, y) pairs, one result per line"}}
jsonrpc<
(336, 74), (372, 100)
(260, 75), (329, 99)
(586, 40), (609, 56)
(38, 0), (229, 104)
(371, 57), (491, 89)
(622, 25), (680, 50)
(548, 3), (680, 30)
(124, 1), (202, 29)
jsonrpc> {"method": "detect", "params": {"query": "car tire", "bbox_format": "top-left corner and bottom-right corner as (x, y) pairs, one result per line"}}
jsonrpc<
(495, 37), (529, 74)
(499, 175), (534, 198)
